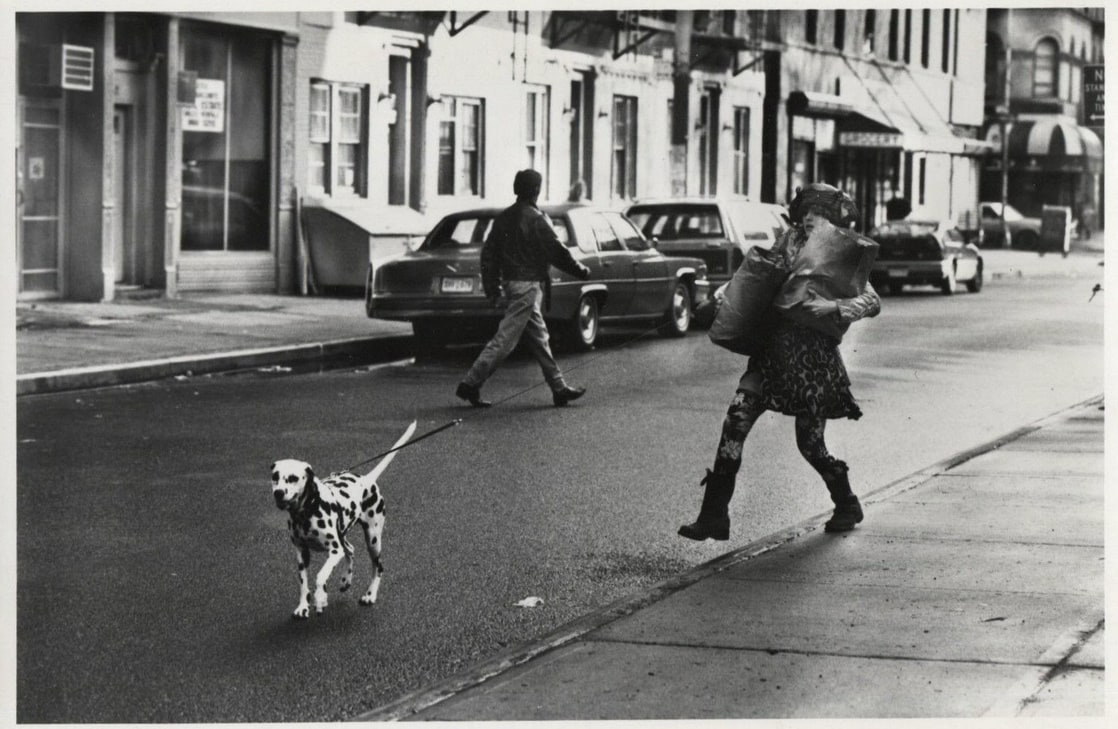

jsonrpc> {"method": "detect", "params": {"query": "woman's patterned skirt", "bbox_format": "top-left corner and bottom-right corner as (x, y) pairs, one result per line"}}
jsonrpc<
(746, 315), (863, 420)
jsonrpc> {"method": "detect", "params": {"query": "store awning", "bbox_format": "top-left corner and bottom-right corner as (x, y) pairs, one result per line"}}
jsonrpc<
(787, 91), (857, 118)
(832, 57), (974, 155)
(983, 118), (1103, 173)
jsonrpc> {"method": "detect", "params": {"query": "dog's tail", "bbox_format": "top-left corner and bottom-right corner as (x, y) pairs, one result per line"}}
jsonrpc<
(366, 420), (418, 483)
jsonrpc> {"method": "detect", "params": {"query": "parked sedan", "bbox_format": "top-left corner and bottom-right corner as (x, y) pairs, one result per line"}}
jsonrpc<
(624, 198), (788, 323)
(980, 201), (1042, 249)
(868, 219), (984, 296)
(365, 203), (711, 350)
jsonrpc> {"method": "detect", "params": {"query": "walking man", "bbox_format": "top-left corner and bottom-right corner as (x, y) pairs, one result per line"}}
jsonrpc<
(456, 169), (591, 408)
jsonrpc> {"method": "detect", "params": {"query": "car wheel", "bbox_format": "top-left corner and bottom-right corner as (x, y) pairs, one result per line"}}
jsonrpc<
(364, 265), (375, 318)
(569, 294), (600, 350)
(411, 320), (448, 352)
(966, 261), (984, 293)
(941, 263), (957, 295)
(1015, 230), (1038, 251)
(658, 281), (692, 338)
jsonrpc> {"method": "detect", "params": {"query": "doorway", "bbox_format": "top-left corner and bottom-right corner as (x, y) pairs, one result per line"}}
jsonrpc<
(112, 106), (137, 284)
(17, 97), (64, 298)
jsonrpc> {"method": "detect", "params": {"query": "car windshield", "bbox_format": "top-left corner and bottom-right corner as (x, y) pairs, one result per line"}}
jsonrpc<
(626, 204), (724, 240)
(420, 214), (572, 251)
(724, 201), (784, 241)
(870, 221), (939, 238)
(985, 203), (1025, 222)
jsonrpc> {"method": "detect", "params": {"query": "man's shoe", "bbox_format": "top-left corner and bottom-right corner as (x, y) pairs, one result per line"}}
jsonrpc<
(552, 386), (586, 407)
(456, 382), (492, 408)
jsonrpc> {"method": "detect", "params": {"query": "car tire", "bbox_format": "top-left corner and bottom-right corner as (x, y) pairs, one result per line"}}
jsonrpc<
(658, 281), (692, 338)
(568, 294), (599, 350)
(941, 263), (957, 295)
(966, 261), (984, 293)
(411, 320), (448, 352)
(1015, 230), (1038, 251)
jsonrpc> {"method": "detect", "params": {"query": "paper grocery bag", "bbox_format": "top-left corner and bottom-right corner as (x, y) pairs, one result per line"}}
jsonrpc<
(772, 226), (879, 341)
(708, 246), (788, 356)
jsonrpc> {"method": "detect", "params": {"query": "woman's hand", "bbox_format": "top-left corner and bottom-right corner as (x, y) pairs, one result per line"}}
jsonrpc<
(802, 292), (840, 318)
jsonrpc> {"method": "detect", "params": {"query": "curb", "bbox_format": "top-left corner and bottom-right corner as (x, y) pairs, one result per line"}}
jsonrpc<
(16, 335), (415, 396)
(352, 394), (1104, 722)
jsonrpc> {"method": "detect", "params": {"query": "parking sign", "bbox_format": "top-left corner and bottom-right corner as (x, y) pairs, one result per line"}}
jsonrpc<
(1084, 65), (1103, 126)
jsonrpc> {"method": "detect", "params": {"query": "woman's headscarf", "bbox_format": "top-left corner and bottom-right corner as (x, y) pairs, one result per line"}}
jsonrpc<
(787, 183), (860, 228)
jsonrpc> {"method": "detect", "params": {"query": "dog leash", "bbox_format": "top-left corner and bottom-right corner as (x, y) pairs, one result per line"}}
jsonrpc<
(345, 319), (668, 472)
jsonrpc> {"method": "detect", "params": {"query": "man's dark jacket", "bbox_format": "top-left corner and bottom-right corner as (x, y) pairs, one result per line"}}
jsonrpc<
(480, 201), (586, 301)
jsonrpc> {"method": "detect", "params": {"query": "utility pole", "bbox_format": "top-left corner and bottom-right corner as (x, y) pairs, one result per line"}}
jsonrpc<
(1000, 19), (1011, 247)
(670, 10), (692, 197)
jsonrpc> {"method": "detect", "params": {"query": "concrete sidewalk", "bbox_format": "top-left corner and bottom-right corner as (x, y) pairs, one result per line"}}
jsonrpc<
(13, 240), (1106, 396)
(358, 397), (1105, 721)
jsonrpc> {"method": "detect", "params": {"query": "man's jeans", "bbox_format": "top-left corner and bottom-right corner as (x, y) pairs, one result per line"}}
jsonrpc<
(462, 280), (567, 392)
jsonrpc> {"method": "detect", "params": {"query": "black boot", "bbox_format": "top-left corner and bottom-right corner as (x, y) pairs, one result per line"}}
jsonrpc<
(678, 470), (736, 541)
(822, 462), (863, 533)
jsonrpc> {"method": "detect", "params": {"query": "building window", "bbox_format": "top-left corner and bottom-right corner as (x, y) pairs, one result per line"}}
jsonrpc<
(805, 10), (818, 45)
(834, 10), (846, 50)
(732, 106), (750, 196)
(180, 24), (271, 252)
(921, 9), (931, 67)
(863, 9), (876, 55)
(438, 96), (484, 196)
(941, 9), (952, 73)
(903, 10), (912, 63)
(918, 157), (926, 205)
(307, 81), (367, 197)
(524, 86), (549, 191)
(888, 10), (899, 61)
(1033, 38), (1058, 97)
(611, 94), (637, 200)
(698, 88), (719, 196)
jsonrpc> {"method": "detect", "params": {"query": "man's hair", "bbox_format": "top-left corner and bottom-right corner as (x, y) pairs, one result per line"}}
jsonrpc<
(513, 169), (543, 198)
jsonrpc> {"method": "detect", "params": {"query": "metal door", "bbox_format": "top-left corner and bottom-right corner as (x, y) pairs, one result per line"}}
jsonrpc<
(17, 97), (64, 298)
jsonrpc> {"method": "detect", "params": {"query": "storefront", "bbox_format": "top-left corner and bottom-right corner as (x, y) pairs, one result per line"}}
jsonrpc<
(981, 116), (1103, 219)
(15, 12), (298, 302)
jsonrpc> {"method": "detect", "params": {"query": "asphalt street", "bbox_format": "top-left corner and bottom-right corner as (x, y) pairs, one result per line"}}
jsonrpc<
(15, 273), (1105, 722)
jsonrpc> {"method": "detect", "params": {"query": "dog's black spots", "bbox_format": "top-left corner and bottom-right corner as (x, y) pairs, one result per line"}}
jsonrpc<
(376, 501), (386, 514)
(317, 518), (326, 529)
(370, 536), (378, 545)
(285, 474), (300, 484)
(361, 495), (378, 511)
(331, 548), (339, 555)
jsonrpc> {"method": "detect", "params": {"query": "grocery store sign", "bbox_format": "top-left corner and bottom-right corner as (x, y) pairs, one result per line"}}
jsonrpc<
(182, 78), (225, 133)
(838, 131), (903, 148)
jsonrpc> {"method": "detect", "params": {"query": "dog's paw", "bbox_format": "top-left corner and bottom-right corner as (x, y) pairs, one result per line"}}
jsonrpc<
(292, 606), (310, 619)
(359, 595), (377, 606)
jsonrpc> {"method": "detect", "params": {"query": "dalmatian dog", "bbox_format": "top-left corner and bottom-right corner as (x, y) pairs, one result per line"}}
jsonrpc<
(271, 421), (416, 619)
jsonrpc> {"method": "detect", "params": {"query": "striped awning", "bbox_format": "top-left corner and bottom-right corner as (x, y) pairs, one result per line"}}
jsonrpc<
(984, 118), (1103, 173)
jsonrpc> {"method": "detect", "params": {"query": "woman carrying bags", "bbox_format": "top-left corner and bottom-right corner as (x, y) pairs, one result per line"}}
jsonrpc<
(679, 183), (881, 541)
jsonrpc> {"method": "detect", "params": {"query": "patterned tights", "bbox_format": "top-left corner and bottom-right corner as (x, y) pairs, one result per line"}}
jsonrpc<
(712, 389), (848, 482)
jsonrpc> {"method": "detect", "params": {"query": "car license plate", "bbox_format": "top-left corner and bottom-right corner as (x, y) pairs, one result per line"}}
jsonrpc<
(440, 276), (475, 294)
(888, 268), (908, 278)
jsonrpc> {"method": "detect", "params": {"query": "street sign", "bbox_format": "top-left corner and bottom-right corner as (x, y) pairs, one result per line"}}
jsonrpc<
(838, 131), (903, 148)
(1084, 64), (1103, 125)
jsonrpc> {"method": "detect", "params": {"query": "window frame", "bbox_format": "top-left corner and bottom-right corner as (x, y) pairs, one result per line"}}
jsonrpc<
(805, 10), (818, 45)
(307, 79), (368, 198)
(1033, 37), (1059, 98)
(834, 10), (846, 50)
(524, 85), (550, 193)
(610, 94), (638, 201)
(732, 106), (750, 196)
(437, 95), (486, 198)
